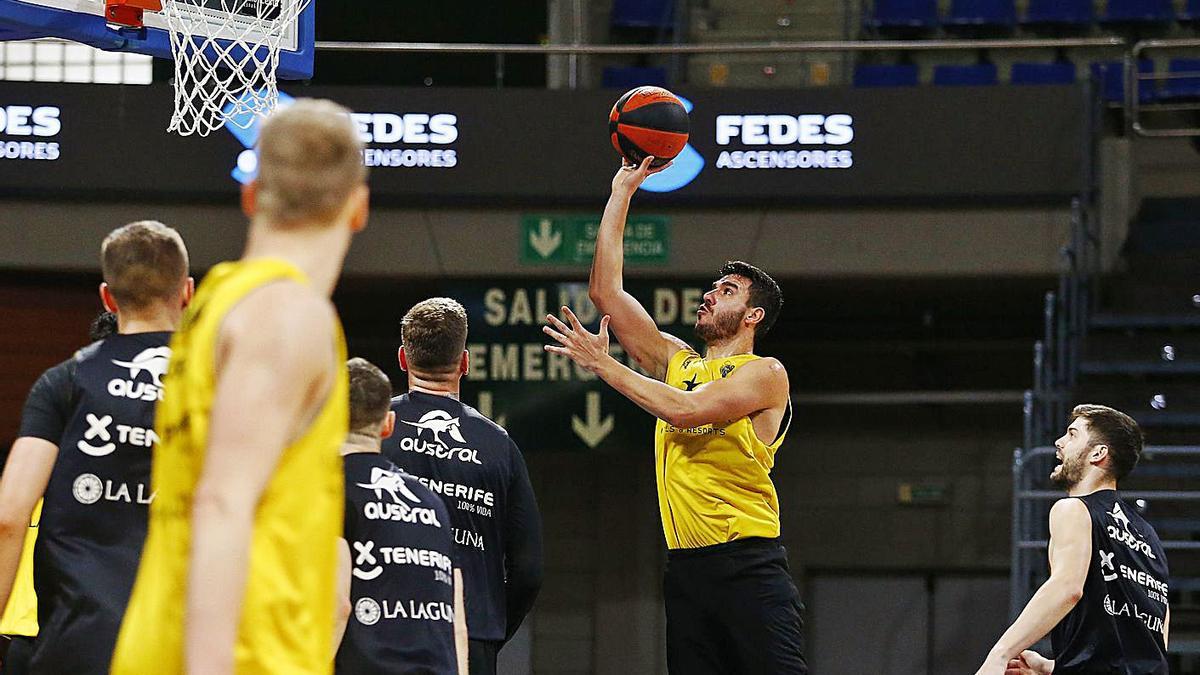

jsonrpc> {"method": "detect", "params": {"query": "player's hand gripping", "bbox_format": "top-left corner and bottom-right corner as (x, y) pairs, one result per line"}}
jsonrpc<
(976, 648), (1054, 675)
(610, 156), (673, 198)
(543, 307), (612, 374)
(1005, 651), (1054, 675)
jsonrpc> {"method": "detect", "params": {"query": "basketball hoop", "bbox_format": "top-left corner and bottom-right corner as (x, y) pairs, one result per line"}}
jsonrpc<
(105, 0), (162, 29)
(105, 0), (311, 136)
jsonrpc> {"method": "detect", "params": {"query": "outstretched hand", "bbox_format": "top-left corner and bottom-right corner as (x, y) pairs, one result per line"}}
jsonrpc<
(543, 307), (612, 374)
(611, 156), (674, 197)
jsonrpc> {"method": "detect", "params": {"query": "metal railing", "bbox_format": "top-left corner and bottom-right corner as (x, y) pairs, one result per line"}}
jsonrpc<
(1130, 38), (1200, 137)
(315, 37), (1126, 55)
(314, 36), (1127, 89)
(315, 36), (1200, 138)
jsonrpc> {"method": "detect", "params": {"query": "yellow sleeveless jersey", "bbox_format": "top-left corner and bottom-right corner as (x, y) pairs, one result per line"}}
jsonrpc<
(111, 258), (348, 675)
(0, 499), (40, 636)
(655, 348), (791, 550)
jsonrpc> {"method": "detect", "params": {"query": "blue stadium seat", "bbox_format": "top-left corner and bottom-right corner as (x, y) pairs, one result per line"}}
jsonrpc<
(932, 63), (998, 86)
(611, 0), (674, 29)
(1011, 62), (1077, 85)
(1091, 61), (1156, 103)
(1023, 0), (1094, 25)
(1161, 59), (1200, 99)
(867, 0), (939, 29)
(1181, 0), (1200, 22)
(1103, 0), (1174, 23)
(944, 0), (1016, 27)
(853, 64), (919, 87)
(601, 66), (668, 89)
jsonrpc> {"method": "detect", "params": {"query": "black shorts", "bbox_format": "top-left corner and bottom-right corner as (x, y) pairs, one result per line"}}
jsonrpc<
(664, 537), (808, 675)
(0, 635), (34, 675)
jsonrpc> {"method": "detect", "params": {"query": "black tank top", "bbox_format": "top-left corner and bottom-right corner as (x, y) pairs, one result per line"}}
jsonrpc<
(29, 332), (171, 674)
(337, 452), (457, 674)
(1051, 490), (1169, 674)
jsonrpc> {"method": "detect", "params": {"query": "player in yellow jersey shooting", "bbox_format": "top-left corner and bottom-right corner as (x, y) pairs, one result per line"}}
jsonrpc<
(112, 99), (369, 675)
(543, 157), (806, 675)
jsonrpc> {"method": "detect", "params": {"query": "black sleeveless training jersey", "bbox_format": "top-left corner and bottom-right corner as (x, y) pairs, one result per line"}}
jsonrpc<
(337, 453), (457, 674)
(17, 332), (171, 674)
(381, 392), (542, 643)
(1051, 490), (1170, 674)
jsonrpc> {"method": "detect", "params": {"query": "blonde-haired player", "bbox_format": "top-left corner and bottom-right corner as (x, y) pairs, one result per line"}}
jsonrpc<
(112, 99), (369, 675)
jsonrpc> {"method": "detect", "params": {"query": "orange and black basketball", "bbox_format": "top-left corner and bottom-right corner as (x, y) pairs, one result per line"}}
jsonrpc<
(608, 86), (690, 168)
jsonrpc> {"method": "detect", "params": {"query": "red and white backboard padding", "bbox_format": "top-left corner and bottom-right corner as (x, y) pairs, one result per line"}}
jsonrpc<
(0, 0), (315, 136)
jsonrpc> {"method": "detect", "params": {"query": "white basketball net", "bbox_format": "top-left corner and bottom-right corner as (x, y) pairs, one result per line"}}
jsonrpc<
(161, 0), (310, 136)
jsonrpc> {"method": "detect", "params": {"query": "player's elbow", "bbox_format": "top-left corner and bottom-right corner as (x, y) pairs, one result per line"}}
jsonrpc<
(588, 285), (617, 309)
(336, 594), (352, 625)
(0, 510), (26, 539)
(667, 401), (711, 430)
(1057, 577), (1085, 606)
(666, 411), (702, 430)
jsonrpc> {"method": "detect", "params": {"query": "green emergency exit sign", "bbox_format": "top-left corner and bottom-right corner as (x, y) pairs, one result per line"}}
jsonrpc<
(520, 215), (669, 266)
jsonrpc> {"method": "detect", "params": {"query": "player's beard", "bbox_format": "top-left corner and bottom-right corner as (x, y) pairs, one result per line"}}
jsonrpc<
(1050, 450), (1087, 489)
(695, 307), (742, 344)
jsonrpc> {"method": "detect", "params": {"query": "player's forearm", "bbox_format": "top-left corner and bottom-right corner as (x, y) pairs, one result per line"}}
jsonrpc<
(332, 592), (350, 659)
(589, 193), (632, 301)
(988, 577), (1081, 662)
(332, 611), (349, 660)
(0, 515), (28, 614)
(594, 355), (698, 427)
(453, 569), (468, 675)
(0, 439), (57, 616)
(185, 494), (257, 674)
(333, 538), (352, 657)
(1165, 608), (1171, 649)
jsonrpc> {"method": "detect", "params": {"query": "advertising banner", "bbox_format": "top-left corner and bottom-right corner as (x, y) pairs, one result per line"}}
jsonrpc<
(0, 82), (1085, 204)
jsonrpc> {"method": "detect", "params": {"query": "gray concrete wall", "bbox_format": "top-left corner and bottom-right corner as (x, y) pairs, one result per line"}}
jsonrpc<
(0, 199), (1072, 278)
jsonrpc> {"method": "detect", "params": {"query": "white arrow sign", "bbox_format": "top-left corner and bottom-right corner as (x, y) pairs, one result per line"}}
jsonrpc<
(529, 219), (562, 259)
(571, 391), (614, 448)
(476, 390), (507, 427)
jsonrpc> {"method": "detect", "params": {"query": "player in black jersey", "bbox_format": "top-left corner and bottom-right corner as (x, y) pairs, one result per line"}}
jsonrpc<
(0, 221), (192, 675)
(335, 358), (467, 674)
(977, 404), (1169, 675)
(382, 298), (543, 675)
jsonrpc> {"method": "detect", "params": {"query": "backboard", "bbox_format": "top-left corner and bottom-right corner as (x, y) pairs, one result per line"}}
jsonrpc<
(0, 0), (314, 79)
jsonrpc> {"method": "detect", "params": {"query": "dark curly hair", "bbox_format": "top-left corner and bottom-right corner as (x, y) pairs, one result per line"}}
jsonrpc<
(1070, 404), (1144, 481)
(718, 261), (783, 337)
